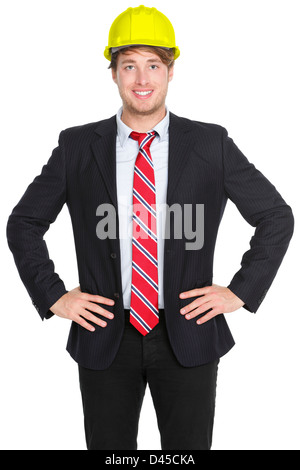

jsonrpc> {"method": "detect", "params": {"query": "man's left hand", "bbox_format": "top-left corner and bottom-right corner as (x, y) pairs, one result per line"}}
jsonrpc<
(179, 284), (245, 325)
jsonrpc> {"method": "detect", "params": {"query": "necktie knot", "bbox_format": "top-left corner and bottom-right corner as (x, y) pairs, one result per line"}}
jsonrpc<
(130, 131), (157, 149)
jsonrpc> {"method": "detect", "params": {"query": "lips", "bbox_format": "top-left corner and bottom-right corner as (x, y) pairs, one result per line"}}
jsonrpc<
(132, 90), (154, 99)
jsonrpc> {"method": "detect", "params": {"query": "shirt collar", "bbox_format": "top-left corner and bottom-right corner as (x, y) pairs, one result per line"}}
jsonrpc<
(116, 106), (170, 148)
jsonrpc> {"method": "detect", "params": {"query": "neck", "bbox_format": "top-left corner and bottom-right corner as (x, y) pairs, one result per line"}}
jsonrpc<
(121, 105), (166, 132)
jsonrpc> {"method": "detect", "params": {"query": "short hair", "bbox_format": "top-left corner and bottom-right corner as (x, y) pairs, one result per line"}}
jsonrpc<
(108, 45), (175, 71)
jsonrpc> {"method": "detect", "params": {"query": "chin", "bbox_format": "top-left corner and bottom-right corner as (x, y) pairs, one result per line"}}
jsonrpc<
(127, 98), (165, 116)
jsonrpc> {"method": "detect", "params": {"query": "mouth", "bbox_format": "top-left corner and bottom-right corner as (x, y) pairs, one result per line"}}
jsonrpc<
(132, 89), (154, 100)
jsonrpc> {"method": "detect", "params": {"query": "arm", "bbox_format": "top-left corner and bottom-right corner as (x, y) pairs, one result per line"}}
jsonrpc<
(222, 127), (294, 313)
(7, 131), (68, 319)
(179, 128), (294, 323)
(7, 132), (116, 329)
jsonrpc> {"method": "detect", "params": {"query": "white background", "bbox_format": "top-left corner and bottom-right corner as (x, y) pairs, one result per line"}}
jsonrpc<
(1, 0), (299, 450)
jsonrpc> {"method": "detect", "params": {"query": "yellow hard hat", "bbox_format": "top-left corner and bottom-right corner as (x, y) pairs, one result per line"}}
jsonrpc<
(104, 5), (180, 61)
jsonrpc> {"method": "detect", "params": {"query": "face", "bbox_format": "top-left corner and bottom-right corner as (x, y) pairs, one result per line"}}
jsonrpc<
(111, 49), (174, 117)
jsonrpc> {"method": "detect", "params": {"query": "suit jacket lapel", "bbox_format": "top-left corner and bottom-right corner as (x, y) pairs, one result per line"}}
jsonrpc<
(90, 111), (195, 210)
(167, 112), (194, 204)
(91, 115), (118, 208)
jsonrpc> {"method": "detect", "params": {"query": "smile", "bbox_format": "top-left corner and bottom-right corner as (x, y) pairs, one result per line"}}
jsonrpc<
(132, 90), (154, 99)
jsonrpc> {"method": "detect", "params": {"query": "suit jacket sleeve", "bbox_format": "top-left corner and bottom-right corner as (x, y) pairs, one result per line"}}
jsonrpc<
(7, 131), (68, 320)
(222, 128), (294, 312)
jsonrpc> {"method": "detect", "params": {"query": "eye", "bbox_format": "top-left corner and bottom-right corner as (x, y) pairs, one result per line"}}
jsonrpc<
(150, 65), (158, 70)
(125, 65), (134, 70)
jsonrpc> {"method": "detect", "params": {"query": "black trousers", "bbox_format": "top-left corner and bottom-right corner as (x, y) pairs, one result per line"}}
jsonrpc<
(78, 309), (219, 451)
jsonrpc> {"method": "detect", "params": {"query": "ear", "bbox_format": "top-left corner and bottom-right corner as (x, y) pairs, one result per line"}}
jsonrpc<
(168, 63), (175, 82)
(111, 68), (117, 84)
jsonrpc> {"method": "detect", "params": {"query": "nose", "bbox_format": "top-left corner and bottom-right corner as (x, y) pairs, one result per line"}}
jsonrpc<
(135, 68), (150, 86)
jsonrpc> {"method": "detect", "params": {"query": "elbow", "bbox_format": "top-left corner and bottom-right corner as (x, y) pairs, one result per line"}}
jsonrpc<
(285, 205), (295, 241)
(6, 213), (17, 251)
(7, 213), (14, 240)
(6, 212), (27, 251)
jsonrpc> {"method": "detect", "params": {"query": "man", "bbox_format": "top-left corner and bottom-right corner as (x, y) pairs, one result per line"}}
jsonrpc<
(7, 5), (294, 451)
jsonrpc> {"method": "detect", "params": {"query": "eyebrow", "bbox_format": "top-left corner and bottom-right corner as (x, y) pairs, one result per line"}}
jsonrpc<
(120, 58), (161, 65)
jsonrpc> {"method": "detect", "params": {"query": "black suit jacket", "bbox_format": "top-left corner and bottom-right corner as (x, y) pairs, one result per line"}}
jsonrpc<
(7, 112), (294, 369)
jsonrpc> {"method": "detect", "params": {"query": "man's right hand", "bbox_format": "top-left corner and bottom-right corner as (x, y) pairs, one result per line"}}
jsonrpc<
(50, 286), (115, 332)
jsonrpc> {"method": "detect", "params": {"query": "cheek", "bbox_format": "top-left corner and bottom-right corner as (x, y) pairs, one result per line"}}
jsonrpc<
(115, 71), (131, 89)
(158, 71), (169, 87)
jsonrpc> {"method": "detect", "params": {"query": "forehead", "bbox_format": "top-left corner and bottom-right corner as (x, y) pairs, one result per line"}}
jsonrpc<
(118, 50), (163, 66)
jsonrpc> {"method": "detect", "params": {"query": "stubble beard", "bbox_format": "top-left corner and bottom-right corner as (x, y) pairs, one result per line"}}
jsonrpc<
(120, 87), (168, 117)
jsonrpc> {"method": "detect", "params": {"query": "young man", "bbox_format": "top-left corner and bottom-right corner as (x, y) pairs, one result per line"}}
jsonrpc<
(7, 6), (294, 450)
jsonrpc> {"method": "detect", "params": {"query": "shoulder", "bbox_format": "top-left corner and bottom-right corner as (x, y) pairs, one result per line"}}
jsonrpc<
(169, 111), (227, 137)
(59, 115), (116, 145)
(169, 113), (228, 157)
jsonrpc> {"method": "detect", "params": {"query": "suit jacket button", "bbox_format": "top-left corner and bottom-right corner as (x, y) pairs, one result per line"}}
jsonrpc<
(110, 252), (117, 259)
(113, 292), (120, 299)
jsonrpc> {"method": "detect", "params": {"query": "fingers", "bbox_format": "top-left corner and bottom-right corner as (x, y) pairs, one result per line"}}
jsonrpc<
(79, 307), (109, 331)
(81, 291), (115, 306)
(182, 304), (217, 325)
(179, 286), (222, 325)
(74, 310), (100, 332)
(82, 300), (115, 319)
(197, 309), (216, 325)
(180, 294), (215, 316)
(70, 288), (116, 331)
(181, 300), (215, 321)
(179, 286), (212, 299)
(77, 297), (115, 331)
(71, 304), (113, 332)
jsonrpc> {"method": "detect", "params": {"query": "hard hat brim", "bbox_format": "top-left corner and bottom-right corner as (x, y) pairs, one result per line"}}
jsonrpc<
(104, 44), (180, 62)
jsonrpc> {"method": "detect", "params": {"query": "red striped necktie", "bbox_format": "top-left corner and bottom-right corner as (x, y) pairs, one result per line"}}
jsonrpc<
(129, 131), (159, 335)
